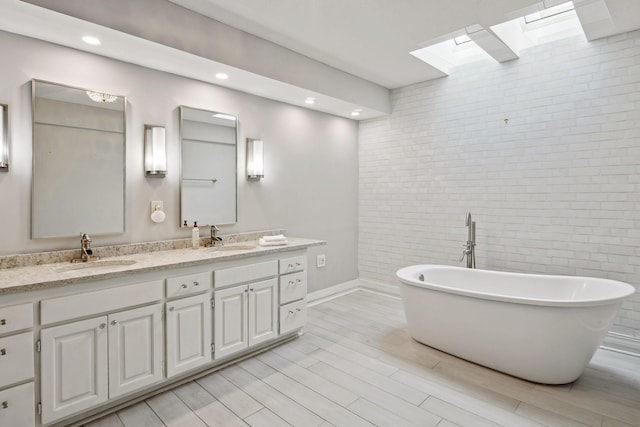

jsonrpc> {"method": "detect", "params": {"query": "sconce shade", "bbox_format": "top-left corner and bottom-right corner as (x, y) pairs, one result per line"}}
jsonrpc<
(246, 138), (264, 180)
(145, 125), (167, 177)
(0, 104), (7, 171)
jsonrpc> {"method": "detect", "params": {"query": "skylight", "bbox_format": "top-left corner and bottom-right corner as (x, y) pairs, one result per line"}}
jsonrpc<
(491, 1), (584, 50)
(410, 1), (585, 77)
(410, 36), (495, 74)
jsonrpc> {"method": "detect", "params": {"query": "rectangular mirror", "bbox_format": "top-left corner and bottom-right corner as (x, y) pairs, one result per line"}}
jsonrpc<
(32, 80), (125, 238)
(180, 106), (237, 227)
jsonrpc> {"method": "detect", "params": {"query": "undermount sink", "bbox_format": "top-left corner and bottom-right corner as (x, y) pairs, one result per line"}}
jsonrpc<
(55, 259), (137, 272)
(211, 245), (256, 251)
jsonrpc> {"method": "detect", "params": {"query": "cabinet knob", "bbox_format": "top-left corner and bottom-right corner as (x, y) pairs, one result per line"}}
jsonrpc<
(244, 289), (249, 293)
(288, 263), (294, 269)
(0, 348), (6, 356)
(288, 280), (294, 285)
(249, 288), (254, 292)
(296, 279), (302, 284)
(98, 323), (106, 329)
(169, 307), (175, 312)
(0, 319), (6, 326)
(111, 320), (118, 326)
(181, 284), (188, 289)
(288, 310), (294, 316)
(296, 262), (301, 267)
(1, 401), (7, 409)
(193, 281), (199, 286)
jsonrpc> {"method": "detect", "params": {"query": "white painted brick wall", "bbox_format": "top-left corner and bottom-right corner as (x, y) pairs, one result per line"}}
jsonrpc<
(359, 30), (640, 338)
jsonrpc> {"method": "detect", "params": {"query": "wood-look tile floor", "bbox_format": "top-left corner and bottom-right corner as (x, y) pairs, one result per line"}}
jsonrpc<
(86, 290), (640, 427)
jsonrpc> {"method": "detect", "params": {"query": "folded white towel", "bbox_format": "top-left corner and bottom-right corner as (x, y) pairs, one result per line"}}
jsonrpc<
(262, 234), (286, 242)
(259, 237), (288, 246)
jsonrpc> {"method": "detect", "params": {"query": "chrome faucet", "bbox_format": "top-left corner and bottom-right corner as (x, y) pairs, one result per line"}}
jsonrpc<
(72, 233), (100, 263)
(208, 225), (223, 247)
(459, 212), (476, 268)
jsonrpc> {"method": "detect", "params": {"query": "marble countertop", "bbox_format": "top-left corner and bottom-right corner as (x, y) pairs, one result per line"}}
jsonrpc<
(0, 237), (324, 295)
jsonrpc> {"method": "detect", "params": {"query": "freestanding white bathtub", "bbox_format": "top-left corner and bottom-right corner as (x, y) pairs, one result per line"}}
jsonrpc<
(396, 265), (636, 384)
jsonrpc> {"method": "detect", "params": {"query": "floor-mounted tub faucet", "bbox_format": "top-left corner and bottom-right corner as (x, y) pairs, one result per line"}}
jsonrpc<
(459, 212), (476, 268)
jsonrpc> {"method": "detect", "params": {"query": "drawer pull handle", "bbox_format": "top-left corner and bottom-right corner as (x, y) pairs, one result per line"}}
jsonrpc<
(0, 348), (6, 356)
(111, 320), (118, 326)
(296, 262), (301, 267)
(244, 289), (249, 293)
(296, 279), (302, 284)
(288, 280), (294, 285)
(98, 323), (106, 330)
(288, 310), (294, 316)
(249, 288), (254, 292)
(1, 401), (7, 409)
(296, 308), (302, 312)
(288, 263), (294, 269)
(193, 281), (199, 286)
(181, 284), (188, 289)
(169, 307), (175, 311)
(0, 319), (5, 326)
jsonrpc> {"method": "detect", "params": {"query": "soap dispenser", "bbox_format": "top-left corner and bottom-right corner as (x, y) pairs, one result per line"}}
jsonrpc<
(192, 221), (200, 249)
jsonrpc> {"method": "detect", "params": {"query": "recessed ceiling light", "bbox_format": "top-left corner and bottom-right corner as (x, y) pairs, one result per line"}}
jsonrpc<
(351, 111), (361, 117)
(82, 35), (101, 46)
(305, 97), (315, 104)
(215, 73), (229, 80)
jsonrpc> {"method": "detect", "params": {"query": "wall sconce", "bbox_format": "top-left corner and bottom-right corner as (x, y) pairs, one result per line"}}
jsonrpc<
(0, 104), (8, 171)
(246, 138), (264, 180)
(144, 125), (167, 177)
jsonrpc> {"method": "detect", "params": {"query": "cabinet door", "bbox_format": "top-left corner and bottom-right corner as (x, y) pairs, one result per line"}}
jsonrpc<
(248, 278), (278, 346)
(214, 285), (248, 359)
(166, 293), (212, 377)
(41, 316), (108, 425)
(108, 304), (163, 398)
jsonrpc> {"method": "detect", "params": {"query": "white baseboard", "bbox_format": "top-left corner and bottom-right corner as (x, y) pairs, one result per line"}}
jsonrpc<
(307, 278), (401, 306)
(601, 332), (640, 356)
(359, 278), (400, 297)
(307, 279), (359, 307)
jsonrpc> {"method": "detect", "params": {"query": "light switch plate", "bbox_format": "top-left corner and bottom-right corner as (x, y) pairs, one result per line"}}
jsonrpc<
(316, 254), (326, 268)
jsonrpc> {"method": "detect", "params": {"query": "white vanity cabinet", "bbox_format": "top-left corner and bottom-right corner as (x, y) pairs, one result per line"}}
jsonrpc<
(278, 255), (308, 334)
(0, 302), (35, 427)
(39, 280), (164, 424)
(165, 271), (213, 378)
(214, 260), (279, 359)
(0, 241), (319, 427)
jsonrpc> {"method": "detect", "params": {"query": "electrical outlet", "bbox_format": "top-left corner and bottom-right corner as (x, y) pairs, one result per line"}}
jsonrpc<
(151, 201), (163, 214)
(316, 254), (326, 268)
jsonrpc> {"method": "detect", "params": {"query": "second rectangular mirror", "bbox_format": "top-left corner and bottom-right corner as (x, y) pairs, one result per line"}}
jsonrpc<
(180, 106), (237, 227)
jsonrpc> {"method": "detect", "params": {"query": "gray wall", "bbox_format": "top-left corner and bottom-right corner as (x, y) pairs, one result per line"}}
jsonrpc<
(0, 31), (359, 293)
(359, 30), (640, 337)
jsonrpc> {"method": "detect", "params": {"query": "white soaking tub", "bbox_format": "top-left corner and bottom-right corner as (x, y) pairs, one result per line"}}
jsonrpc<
(396, 264), (636, 384)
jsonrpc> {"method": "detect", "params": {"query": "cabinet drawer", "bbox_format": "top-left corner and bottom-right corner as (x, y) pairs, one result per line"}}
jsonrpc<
(166, 271), (212, 298)
(0, 382), (35, 427)
(0, 303), (33, 336)
(279, 271), (307, 305)
(279, 300), (306, 335)
(41, 280), (163, 325)
(0, 332), (34, 388)
(215, 260), (278, 288)
(279, 256), (306, 274)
